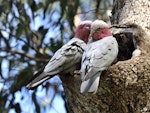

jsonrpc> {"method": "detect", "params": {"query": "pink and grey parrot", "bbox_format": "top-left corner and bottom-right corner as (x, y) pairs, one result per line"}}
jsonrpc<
(26, 20), (92, 90)
(80, 20), (118, 94)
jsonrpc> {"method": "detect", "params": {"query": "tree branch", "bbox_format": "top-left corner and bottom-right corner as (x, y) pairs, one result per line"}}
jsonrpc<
(10, 49), (49, 62)
(0, 27), (46, 56)
(76, 8), (106, 15)
(0, 49), (49, 62)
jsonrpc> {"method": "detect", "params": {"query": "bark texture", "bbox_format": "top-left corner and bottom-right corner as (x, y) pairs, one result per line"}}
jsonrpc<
(60, 0), (150, 112)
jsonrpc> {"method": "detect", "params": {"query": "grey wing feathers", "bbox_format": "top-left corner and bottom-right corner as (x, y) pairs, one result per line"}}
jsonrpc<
(80, 72), (101, 94)
(44, 38), (86, 75)
(81, 36), (118, 81)
(26, 38), (86, 90)
(26, 72), (50, 89)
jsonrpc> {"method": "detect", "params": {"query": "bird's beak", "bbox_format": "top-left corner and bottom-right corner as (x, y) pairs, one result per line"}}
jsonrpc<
(89, 32), (93, 42)
(89, 34), (92, 40)
(85, 24), (91, 30)
(90, 28), (94, 38)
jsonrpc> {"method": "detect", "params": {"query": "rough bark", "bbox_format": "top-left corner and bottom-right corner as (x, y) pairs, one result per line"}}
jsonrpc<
(111, 0), (150, 54)
(60, 0), (150, 113)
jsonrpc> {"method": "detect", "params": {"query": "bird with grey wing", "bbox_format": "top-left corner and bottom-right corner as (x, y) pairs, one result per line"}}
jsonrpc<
(80, 20), (118, 94)
(26, 20), (92, 90)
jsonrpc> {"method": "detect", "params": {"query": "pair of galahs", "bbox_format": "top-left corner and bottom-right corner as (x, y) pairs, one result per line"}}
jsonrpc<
(26, 20), (118, 94)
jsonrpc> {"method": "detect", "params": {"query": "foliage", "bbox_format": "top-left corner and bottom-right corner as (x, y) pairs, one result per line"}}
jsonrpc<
(0, 0), (112, 112)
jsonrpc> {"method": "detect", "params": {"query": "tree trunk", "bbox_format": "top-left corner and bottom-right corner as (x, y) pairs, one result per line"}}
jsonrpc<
(60, 0), (150, 112)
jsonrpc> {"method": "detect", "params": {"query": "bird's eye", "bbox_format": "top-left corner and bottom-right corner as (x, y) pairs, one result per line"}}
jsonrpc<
(97, 28), (101, 31)
(84, 24), (90, 28)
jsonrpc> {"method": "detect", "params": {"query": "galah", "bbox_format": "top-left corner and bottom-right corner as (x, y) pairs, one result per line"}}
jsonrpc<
(80, 20), (118, 94)
(26, 20), (92, 90)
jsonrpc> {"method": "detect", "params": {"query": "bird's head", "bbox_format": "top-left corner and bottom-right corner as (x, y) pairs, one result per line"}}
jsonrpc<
(75, 20), (92, 43)
(90, 20), (112, 41)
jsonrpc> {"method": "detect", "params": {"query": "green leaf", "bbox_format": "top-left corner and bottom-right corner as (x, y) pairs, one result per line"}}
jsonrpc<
(32, 92), (40, 113)
(14, 103), (21, 113)
(22, 45), (29, 52)
(16, 23), (24, 38)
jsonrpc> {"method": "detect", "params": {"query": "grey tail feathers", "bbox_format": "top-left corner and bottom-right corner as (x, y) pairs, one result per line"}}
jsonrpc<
(80, 73), (101, 94)
(26, 70), (54, 90)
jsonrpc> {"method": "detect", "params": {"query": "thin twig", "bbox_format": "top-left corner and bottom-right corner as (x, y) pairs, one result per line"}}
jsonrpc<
(0, 49), (49, 62)
(76, 8), (105, 15)
(10, 49), (49, 62)
(1, 37), (11, 49)
(0, 27), (45, 56)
